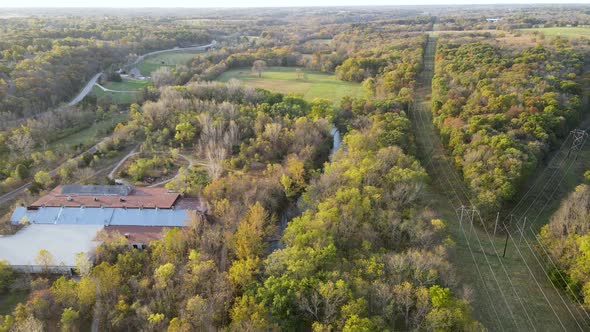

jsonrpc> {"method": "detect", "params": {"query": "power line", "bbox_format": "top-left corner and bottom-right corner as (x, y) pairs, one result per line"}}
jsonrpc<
(411, 39), (519, 329)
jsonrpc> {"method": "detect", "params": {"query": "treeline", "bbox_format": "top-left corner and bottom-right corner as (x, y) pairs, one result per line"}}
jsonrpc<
(0, 16), (210, 120)
(539, 176), (590, 310)
(434, 5), (590, 31)
(431, 37), (584, 212)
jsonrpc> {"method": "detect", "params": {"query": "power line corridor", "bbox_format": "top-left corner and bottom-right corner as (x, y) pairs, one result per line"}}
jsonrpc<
(410, 35), (589, 331)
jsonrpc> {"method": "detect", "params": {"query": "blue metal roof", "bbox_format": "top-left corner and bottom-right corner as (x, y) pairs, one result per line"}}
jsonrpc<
(10, 206), (190, 227)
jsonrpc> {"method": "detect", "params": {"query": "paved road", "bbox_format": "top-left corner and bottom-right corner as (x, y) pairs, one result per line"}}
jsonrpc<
(67, 72), (102, 107)
(129, 40), (217, 68)
(1, 41), (217, 130)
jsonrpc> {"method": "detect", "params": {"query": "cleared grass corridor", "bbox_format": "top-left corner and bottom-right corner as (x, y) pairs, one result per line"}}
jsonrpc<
(410, 35), (588, 331)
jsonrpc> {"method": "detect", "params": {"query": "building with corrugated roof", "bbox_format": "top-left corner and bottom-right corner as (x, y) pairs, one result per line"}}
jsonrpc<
(1, 185), (204, 273)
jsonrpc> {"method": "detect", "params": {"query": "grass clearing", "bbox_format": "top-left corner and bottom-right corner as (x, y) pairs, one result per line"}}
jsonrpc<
(519, 27), (590, 39)
(102, 78), (149, 91)
(136, 50), (203, 76)
(91, 86), (141, 104)
(48, 112), (127, 151)
(217, 66), (364, 104)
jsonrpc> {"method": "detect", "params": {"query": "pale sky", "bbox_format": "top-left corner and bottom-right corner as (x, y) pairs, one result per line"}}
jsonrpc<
(1, 0), (589, 8)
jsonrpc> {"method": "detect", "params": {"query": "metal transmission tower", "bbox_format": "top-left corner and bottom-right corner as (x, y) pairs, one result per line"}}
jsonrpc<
(567, 129), (588, 160)
(540, 129), (588, 204)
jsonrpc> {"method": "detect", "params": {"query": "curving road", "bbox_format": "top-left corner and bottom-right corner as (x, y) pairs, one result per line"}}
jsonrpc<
(67, 72), (103, 107)
(2, 40), (217, 130)
(106, 147), (195, 188)
(129, 40), (217, 68)
(148, 154), (194, 188)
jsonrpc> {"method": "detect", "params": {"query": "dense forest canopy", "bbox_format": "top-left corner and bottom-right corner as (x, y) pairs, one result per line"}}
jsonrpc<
(431, 34), (585, 213)
(1, 4), (590, 331)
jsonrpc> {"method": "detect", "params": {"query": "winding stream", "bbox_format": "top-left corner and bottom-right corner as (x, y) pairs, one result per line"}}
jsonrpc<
(271, 125), (342, 251)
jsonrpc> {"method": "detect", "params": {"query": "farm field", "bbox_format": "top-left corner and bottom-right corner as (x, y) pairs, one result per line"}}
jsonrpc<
(519, 27), (590, 38)
(136, 50), (203, 75)
(216, 66), (364, 103)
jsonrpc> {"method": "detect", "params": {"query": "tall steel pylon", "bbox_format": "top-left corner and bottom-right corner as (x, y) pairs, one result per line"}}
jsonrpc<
(567, 129), (588, 160)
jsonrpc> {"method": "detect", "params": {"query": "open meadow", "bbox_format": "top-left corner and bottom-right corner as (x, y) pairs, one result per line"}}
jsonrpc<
(216, 67), (364, 103)
(136, 50), (203, 75)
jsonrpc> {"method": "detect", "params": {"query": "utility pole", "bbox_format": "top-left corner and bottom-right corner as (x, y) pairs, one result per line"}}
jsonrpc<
(493, 211), (499, 237)
(469, 207), (475, 234)
(519, 216), (527, 246)
(502, 214), (512, 258)
(503, 223), (509, 258)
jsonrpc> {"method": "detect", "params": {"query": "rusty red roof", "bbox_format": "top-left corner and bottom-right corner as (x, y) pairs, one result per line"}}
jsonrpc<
(30, 185), (180, 209)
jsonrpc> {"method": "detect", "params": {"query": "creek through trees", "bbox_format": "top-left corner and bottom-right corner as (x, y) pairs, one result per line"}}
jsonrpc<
(270, 125), (342, 251)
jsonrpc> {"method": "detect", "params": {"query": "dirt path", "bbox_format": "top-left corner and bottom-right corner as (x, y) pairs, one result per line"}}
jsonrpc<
(67, 72), (102, 106)
(411, 35), (587, 331)
(0, 137), (110, 205)
(148, 154), (194, 188)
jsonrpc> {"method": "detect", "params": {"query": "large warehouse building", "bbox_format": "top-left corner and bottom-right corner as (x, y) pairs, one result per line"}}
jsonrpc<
(0, 185), (203, 273)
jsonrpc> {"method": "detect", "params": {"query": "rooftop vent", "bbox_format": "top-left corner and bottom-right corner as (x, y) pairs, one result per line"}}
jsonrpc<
(66, 196), (73, 201)
(124, 233), (130, 239)
(93, 197), (99, 201)
(119, 197), (126, 202)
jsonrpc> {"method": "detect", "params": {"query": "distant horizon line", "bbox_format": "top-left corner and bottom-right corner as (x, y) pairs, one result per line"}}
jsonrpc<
(1, 3), (589, 9)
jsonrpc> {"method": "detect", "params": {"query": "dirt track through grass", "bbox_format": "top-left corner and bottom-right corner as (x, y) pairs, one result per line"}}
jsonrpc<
(411, 35), (589, 331)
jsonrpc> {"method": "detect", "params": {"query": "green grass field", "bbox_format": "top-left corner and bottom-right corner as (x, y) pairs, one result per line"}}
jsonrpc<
(136, 50), (203, 76)
(520, 27), (590, 38)
(103, 78), (149, 91)
(48, 112), (128, 151)
(91, 78), (148, 105)
(91, 87), (142, 105)
(217, 67), (364, 104)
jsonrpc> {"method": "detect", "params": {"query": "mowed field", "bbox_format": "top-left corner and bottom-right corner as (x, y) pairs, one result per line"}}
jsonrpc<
(91, 86), (141, 104)
(102, 78), (149, 91)
(217, 67), (364, 103)
(136, 50), (203, 76)
(90, 78), (148, 104)
(520, 27), (590, 38)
